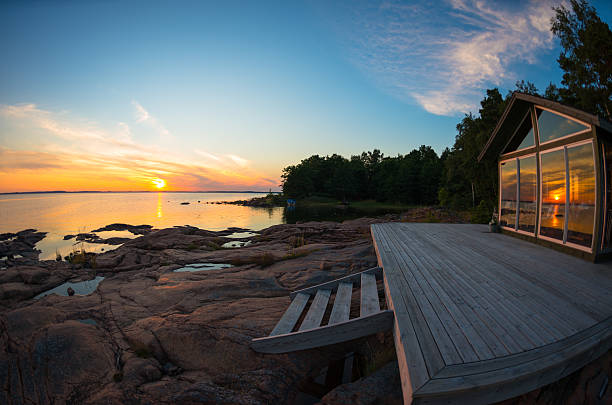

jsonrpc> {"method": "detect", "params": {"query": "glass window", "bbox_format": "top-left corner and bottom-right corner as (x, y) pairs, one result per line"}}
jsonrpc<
(517, 127), (535, 150)
(500, 159), (517, 228)
(567, 143), (596, 247)
(518, 156), (537, 233)
(537, 109), (590, 143)
(504, 112), (535, 153)
(540, 149), (566, 240)
(603, 142), (612, 250)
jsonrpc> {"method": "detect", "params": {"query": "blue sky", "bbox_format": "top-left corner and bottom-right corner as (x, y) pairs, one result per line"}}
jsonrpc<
(0, 0), (610, 191)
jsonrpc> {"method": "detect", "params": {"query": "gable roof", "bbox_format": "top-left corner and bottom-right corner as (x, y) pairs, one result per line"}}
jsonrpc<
(478, 92), (612, 162)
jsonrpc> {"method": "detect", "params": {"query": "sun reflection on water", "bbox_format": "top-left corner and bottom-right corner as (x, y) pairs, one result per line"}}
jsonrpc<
(157, 193), (163, 218)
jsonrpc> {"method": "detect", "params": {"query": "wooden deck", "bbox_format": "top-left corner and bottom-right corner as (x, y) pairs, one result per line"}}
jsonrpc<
(371, 223), (612, 405)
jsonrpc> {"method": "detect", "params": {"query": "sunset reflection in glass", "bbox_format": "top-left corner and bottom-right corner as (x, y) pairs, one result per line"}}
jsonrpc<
(500, 159), (517, 228)
(567, 143), (595, 247)
(518, 156), (537, 233)
(540, 149), (566, 240)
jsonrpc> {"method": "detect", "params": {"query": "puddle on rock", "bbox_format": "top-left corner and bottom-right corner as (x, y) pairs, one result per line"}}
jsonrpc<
(76, 318), (97, 326)
(226, 232), (258, 238)
(34, 276), (105, 300)
(221, 240), (252, 248)
(173, 263), (233, 272)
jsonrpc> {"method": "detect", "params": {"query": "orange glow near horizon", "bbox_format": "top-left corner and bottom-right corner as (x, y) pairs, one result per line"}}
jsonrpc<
(0, 148), (279, 193)
(152, 178), (166, 189)
(554, 195), (560, 201)
(0, 104), (280, 193)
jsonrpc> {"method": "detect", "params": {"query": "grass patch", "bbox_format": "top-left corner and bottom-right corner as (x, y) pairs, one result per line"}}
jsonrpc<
(231, 252), (276, 267)
(288, 232), (306, 248)
(207, 241), (221, 250)
(281, 250), (311, 261)
(356, 341), (397, 378)
(65, 245), (96, 268)
(131, 341), (153, 358)
(349, 199), (414, 211)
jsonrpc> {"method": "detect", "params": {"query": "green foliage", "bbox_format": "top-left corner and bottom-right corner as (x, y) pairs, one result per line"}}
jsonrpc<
(551, 0), (612, 119)
(280, 1), (610, 212)
(439, 89), (506, 211)
(281, 146), (443, 205)
(470, 200), (493, 224)
(65, 247), (97, 268)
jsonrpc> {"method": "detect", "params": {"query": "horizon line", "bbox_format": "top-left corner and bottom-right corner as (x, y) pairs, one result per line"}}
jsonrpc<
(0, 190), (281, 195)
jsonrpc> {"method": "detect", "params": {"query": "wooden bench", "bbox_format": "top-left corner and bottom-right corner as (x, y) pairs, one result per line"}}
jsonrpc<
(251, 267), (394, 353)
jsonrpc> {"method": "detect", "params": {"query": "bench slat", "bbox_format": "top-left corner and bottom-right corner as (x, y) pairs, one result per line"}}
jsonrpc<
(361, 273), (380, 316)
(299, 289), (331, 331)
(270, 293), (310, 336)
(252, 310), (394, 353)
(290, 267), (382, 299)
(329, 282), (353, 324)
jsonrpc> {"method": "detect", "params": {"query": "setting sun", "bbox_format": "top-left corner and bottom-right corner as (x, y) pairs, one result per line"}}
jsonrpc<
(554, 195), (560, 201)
(152, 178), (166, 189)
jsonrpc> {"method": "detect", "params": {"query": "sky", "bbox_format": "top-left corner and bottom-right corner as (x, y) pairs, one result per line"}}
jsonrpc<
(1, 0), (611, 192)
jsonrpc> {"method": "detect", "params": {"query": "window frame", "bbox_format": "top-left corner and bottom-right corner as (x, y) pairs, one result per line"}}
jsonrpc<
(498, 152), (537, 235)
(516, 153), (538, 236)
(536, 106), (592, 146)
(537, 139), (597, 252)
(502, 110), (536, 154)
(499, 156), (519, 232)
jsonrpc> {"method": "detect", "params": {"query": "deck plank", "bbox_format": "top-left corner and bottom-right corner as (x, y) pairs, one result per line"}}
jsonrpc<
(370, 222), (612, 405)
(329, 282), (352, 324)
(379, 224), (465, 365)
(372, 225), (436, 400)
(399, 226), (556, 349)
(382, 223), (512, 358)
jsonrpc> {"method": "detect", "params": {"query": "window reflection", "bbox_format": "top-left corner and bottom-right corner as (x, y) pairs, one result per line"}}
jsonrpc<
(504, 112), (534, 153)
(537, 109), (590, 143)
(518, 156), (536, 233)
(517, 127), (535, 150)
(567, 143), (595, 247)
(540, 149), (566, 240)
(500, 159), (517, 228)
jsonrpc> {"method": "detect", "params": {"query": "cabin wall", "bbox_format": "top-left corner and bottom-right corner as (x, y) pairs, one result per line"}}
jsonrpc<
(498, 105), (601, 261)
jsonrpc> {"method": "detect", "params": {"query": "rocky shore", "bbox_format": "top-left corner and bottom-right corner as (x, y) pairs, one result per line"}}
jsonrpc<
(0, 214), (609, 404)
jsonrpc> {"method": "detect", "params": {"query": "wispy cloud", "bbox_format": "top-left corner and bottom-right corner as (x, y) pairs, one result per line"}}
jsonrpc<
(131, 100), (171, 138)
(0, 103), (278, 192)
(333, 0), (559, 115)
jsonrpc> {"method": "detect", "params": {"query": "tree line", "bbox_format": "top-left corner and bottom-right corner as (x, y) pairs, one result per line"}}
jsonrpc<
(281, 0), (611, 214)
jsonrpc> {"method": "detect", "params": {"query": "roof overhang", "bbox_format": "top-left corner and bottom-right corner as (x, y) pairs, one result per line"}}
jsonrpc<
(478, 92), (612, 162)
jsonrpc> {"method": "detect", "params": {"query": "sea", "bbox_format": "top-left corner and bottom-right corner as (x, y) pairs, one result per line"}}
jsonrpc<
(0, 192), (284, 260)
(0, 191), (404, 261)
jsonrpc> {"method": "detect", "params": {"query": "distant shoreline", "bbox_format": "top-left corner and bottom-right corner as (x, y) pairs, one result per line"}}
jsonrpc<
(0, 190), (280, 195)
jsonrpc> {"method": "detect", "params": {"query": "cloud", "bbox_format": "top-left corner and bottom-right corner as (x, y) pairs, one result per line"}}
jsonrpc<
(226, 154), (249, 167)
(131, 100), (171, 138)
(0, 104), (279, 192)
(332, 0), (559, 115)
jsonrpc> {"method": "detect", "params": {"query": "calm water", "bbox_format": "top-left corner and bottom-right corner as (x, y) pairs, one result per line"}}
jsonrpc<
(0, 192), (401, 261)
(0, 192), (283, 260)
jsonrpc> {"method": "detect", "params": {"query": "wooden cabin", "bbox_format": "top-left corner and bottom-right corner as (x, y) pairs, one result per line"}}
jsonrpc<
(479, 93), (612, 261)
